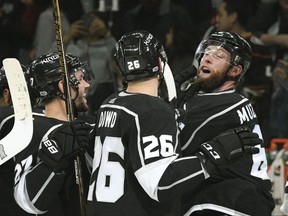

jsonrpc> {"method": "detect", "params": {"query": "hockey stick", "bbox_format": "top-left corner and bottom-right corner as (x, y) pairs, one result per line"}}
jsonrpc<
(0, 58), (33, 165)
(52, 0), (86, 215)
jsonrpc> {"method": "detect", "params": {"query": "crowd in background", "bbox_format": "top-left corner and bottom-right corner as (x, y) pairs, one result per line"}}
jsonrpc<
(0, 0), (287, 148)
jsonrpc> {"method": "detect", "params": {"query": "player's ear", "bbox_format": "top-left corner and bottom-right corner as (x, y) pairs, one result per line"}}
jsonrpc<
(58, 80), (65, 94)
(228, 65), (242, 78)
(58, 80), (77, 98)
(3, 88), (12, 106)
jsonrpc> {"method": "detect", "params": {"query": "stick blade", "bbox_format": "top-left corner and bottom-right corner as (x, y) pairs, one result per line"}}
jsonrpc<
(0, 58), (33, 165)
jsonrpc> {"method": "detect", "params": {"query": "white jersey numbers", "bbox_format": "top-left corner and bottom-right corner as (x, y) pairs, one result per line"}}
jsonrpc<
(88, 136), (125, 203)
(88, 134), (174, 203)
(143, 135), (174, 159)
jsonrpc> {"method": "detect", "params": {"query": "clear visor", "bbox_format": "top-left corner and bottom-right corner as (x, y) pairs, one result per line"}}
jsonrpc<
(195, 40), (234, 66)
(74, 63), (95, 84)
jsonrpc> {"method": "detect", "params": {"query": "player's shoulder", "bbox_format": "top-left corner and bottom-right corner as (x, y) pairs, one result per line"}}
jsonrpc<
(114, 91), (173, 115)
(33, 115), (64, 133)
(187, 90), (246, 109)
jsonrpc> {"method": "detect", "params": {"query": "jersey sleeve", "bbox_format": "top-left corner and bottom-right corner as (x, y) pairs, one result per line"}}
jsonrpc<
(13, 124), (66, 214)
(14, 158), (65, 214)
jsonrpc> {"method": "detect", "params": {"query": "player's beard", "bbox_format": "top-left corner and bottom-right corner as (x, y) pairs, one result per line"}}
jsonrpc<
(75, 93), (89, 112)
(197, 70), (226, 93)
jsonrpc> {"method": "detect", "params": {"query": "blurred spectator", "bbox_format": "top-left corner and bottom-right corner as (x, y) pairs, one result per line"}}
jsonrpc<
(171, 0), (214, 27)
(65, 11), (118, 115)
(18, 0), (49, 64)
(93, 0), (140, 40)
(171, 0), (216, 39)
(249, 0), (288, 142)
(30, 0), (86, 59)
(214, 0), (274, 147)
(122, 0), (193, 47)
(249, 0), (288, 62)
(81, 0), (94, 13)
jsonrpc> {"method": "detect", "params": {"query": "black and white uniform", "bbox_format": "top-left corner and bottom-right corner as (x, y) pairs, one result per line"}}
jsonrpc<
(180, 90), (274, 216)
(0, 107), (45, 216)
(86, 91), (208, 216)
(0, 106), (30, 216)
(13, 114), (93, 216)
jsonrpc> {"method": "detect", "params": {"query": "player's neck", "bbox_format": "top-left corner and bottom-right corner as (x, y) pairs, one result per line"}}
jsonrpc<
(215, 81), (236, 92)
(126, 78), (158, 96)
(44, 99), (69, 121)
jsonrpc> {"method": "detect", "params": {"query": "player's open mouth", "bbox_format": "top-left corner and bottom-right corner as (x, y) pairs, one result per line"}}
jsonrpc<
(201, 66), (211, 74)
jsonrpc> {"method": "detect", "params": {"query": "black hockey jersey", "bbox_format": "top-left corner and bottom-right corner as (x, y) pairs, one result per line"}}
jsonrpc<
(0, 106), (34, 216)
(13, 115), (92, 216)
(180, 90), (274, 216)
(86, 91), (208, 216)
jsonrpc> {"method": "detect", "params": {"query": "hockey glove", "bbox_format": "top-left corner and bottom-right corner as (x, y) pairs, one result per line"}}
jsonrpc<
(196, 126), (261, 175)
(174, 65), (199, 107)
(38, 119), (93, 171)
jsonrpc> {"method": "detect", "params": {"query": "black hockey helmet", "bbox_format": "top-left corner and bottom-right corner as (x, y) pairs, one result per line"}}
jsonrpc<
(29, 52), (94, 104)
(114, 30), (167, 82)
(195, 31), (252, 80)
(0, 64), (28, 98)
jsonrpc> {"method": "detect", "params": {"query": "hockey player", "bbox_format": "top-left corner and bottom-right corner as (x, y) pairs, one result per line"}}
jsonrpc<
(177, 31), (274, 215)
(13, 52), (94, 215)
(85, 30), (263, 215)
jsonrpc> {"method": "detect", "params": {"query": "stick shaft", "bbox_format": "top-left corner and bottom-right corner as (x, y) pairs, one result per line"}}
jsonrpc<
(52, 0), (86, 215)
(52, 0), (74, 121)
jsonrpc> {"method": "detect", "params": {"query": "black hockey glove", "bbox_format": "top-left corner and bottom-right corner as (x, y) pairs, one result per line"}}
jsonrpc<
(174, 65), (199, 107)
(196, 126), (261, 175)
(38, 119), (93, 171)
